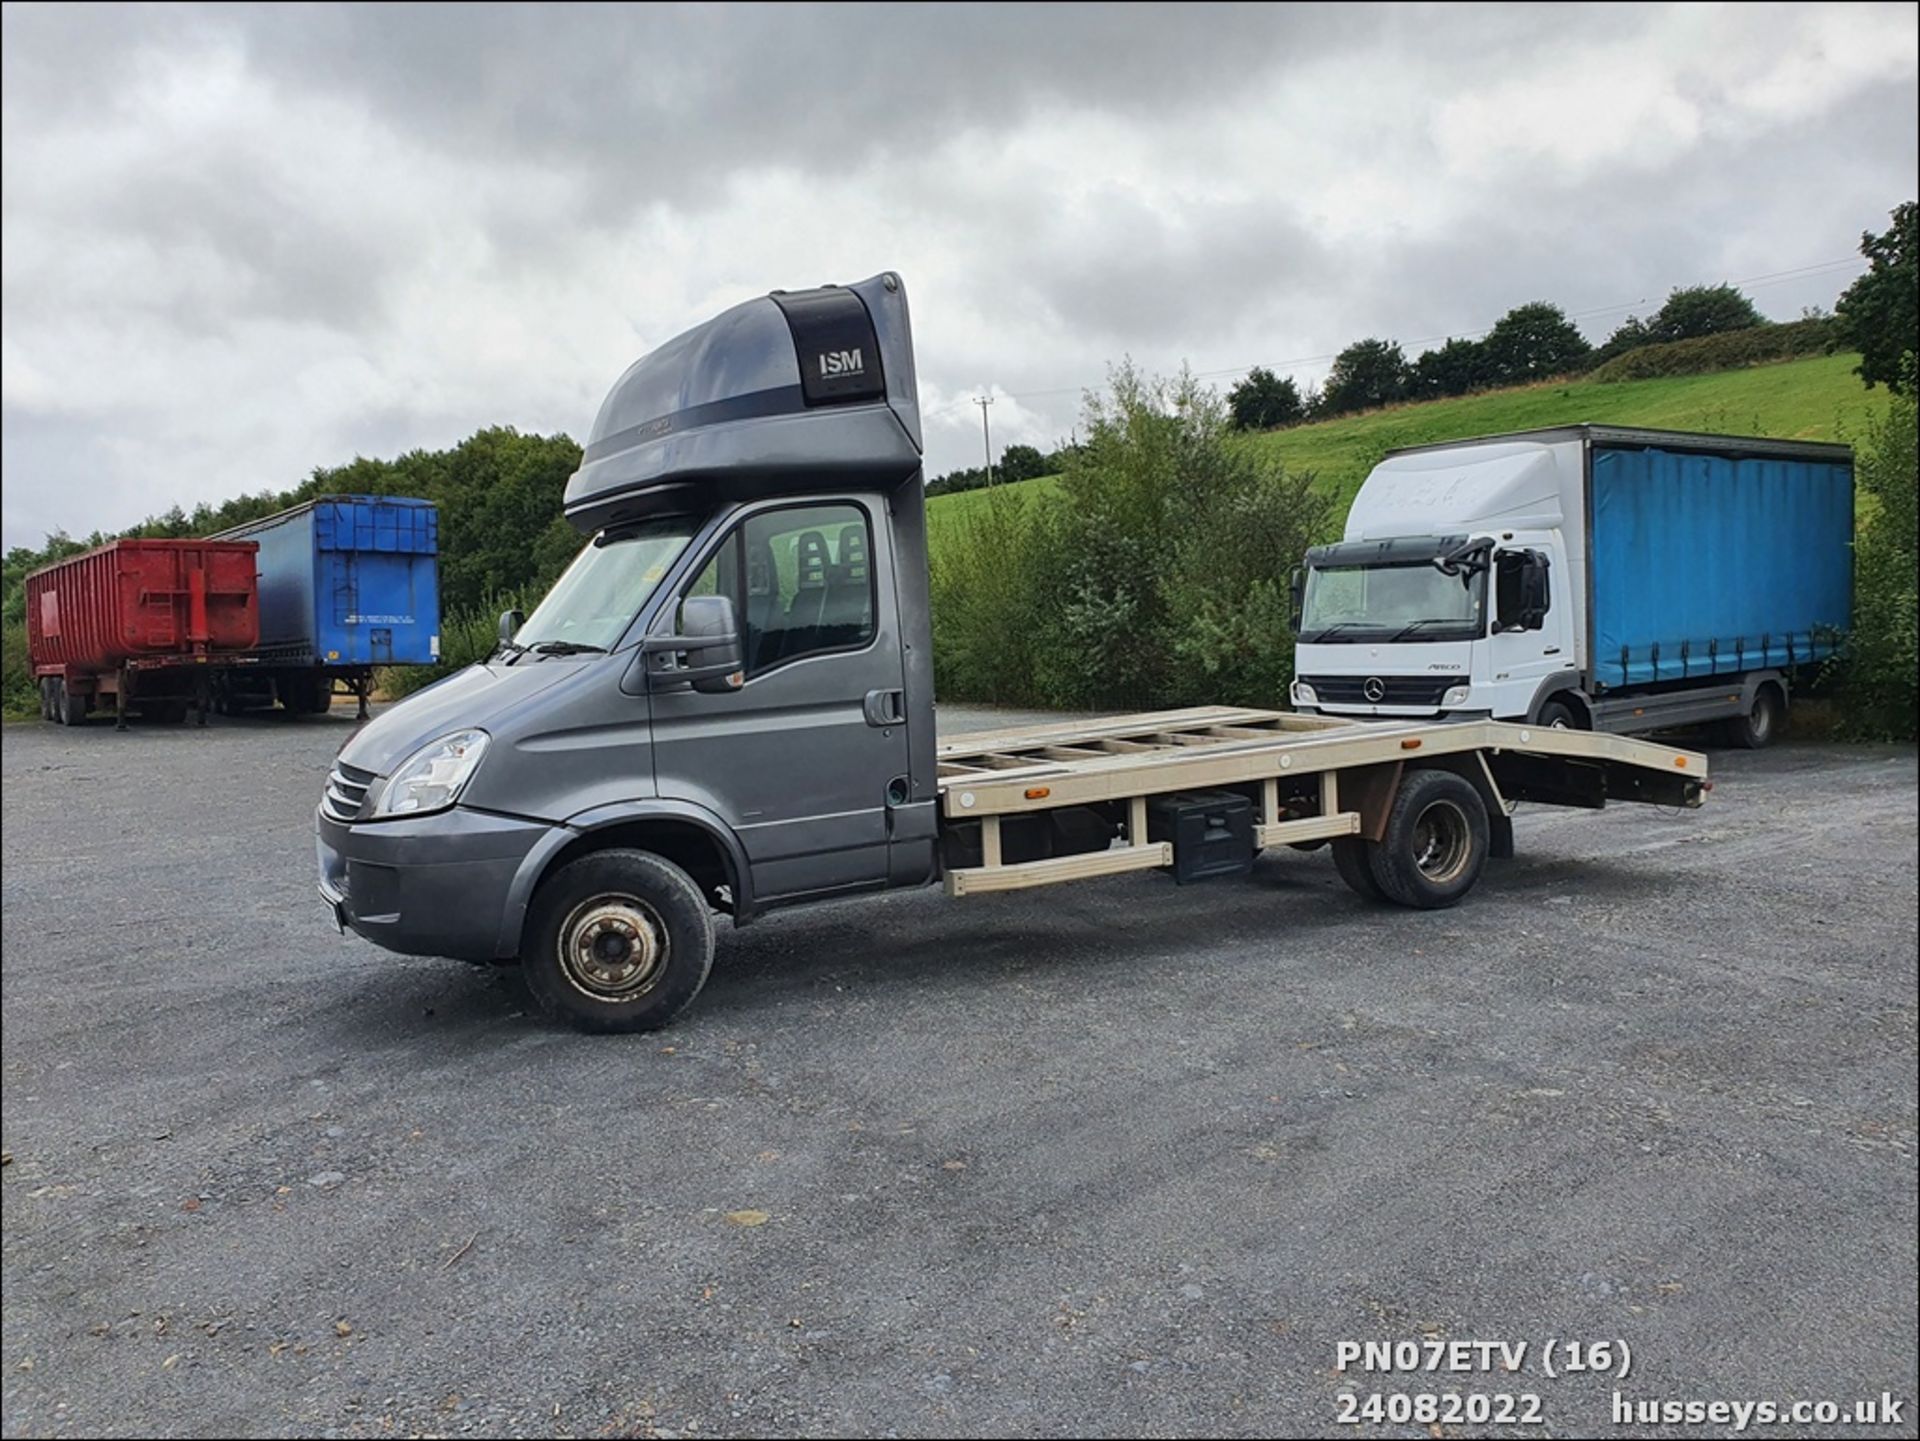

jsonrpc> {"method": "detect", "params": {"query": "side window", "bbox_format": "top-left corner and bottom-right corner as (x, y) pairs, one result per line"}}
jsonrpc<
(679, 503), (874, 676)
(742, 504), (874, 671)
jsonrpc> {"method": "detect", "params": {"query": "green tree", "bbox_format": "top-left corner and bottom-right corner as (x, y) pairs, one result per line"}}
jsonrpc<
(1320, 338), (1409, 416)
(1030, 364), (1331, 708)
(1647, 284), (1765, 343)
(1835, 200), (1917, 394)
(1482, 301), (1591, 383)
(1588, 314), (1652, 369)
(1227, 366), (1304, 430)
(1411, 337), (1491, 397)
(996, 443), (1050, 484)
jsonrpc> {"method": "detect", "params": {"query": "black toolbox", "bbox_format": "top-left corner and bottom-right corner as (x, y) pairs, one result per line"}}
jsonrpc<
(1146, 790), (1256, 884)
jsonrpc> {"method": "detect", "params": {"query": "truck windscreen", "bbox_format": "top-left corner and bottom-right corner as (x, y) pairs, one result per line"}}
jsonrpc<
(1300, 561), (1485, 643)
(513, 520), (697, 653)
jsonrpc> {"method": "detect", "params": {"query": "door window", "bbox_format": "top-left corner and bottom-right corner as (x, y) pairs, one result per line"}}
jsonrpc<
(683, 503), (875, 674)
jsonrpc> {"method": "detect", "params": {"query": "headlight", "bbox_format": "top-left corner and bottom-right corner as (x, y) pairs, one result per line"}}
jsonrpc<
(1292, 680), (1317, 705)
(1442, 684), (1471, 706)
(369, 729), (490, 818)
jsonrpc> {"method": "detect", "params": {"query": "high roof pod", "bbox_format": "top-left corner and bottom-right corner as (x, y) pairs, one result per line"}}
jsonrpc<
(564, 272), (923, 533)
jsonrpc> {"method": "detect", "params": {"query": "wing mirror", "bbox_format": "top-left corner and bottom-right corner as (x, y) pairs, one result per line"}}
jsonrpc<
(642, 594), (745, 693)
(498, 609), (524, 644)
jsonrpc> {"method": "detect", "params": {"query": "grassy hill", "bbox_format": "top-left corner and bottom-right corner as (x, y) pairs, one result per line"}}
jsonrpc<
(930, 351), (1884, 540)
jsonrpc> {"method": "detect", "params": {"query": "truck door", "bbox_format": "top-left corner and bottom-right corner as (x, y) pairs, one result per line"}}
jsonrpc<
(1488, 545), (1572, 713)
(648, 497), (910, 903)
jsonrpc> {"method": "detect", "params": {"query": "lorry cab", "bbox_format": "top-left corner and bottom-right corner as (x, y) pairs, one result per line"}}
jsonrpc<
(316, 273), (940, 1025)
(1292, 439), (1581, 725)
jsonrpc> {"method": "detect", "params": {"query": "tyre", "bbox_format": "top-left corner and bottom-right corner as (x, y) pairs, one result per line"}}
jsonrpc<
(280, 674), (331, 715)
(1366, 768), (1489, 909)
(40, 677), (56, 722)
(56, 679), (88, 727)
(1331, 836), (1387, 902)
(521, 849), (716, 1034)
(1723, 685), (1782, 750)
(1535, 697), (1582, 730)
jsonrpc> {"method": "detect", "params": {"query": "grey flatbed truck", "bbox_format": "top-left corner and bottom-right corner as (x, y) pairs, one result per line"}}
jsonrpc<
(316, 272), (1709, 1032)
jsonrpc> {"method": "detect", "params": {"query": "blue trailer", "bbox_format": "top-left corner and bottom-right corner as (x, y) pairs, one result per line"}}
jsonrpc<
(1294, 426), (1853, 746)
(212, 496), (440, 716)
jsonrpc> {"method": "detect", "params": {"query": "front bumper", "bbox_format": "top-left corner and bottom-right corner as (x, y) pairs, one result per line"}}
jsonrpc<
(316, 804), (552, 962)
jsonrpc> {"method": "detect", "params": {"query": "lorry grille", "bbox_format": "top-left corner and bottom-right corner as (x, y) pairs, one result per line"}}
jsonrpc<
(1301, 675), (1452, 707)
(323, 760), (377, 823)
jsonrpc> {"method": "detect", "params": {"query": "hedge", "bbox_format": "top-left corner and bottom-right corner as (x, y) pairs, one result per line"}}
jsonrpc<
(1590, 318), (1838, 383)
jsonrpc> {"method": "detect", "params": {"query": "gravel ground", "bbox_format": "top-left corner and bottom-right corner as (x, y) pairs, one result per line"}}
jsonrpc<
(2, 706), (1915, 1439)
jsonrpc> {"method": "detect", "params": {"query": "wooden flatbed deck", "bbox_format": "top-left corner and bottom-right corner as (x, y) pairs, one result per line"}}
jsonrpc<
(934, 707), (1708, 897)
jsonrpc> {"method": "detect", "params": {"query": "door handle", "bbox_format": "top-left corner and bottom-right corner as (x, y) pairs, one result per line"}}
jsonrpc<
(1543, 647), (1561, 655)
(864, 688), (905, 727)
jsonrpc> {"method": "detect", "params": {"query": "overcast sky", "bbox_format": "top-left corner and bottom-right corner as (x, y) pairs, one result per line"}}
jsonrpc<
(3, 2), (1916, 549)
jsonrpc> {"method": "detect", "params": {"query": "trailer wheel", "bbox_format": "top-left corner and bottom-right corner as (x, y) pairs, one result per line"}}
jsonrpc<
(1367, 769), (1489, 909)
(1330, 838), (1387, 902)
(521, 848), (716, 1034)
(1722, 685), (1782, 750)
(40, 678), (56, 721)
(55, 679), (88, 727)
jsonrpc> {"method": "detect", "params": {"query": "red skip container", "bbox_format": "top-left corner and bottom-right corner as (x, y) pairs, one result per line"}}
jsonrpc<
(26, 539), (261, 674)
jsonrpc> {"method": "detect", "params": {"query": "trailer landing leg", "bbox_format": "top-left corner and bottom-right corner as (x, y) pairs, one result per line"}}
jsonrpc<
(114, 668), (128, 732)
(355, 675), (371, 722)
(195, 672), (210, 728)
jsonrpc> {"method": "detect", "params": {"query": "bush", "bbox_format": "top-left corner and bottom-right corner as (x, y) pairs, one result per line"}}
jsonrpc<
(1835, 355), (1918, 740)
(932, 364), (1332, 711)
(1590, 318), (1837, 383)
(2, 618), (36, 718)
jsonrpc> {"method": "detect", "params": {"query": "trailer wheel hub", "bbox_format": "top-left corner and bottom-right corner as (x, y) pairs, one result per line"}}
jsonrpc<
(559, 895), (668, 1000)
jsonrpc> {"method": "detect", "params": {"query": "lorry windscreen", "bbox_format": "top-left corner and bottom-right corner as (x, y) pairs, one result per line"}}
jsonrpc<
(513, 519), (697, 653)
(1300, 561), (1485, 643)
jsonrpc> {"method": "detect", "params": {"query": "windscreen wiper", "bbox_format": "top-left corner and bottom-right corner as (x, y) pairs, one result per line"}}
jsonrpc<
(1305, 621), (1375, 642)
(1382, 618), (1466, 642)
(528, 640), (609, 656)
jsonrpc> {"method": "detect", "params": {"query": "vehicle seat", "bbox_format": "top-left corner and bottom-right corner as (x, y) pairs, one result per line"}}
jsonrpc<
(820, 523), (872, 647)
(780, 530), (832, 659)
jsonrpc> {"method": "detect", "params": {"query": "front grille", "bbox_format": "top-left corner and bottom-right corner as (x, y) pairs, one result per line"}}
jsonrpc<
(322, 759), (377, 823)
(1302, 675), (1452, 707)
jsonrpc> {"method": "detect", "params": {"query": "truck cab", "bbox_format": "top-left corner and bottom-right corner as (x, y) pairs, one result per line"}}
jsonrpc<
(1292, 439), (1579, 725)
(316, 274), (940, 1026)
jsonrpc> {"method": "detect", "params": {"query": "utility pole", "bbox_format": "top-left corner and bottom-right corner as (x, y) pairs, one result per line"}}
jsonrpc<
(974, 394), (995, 486)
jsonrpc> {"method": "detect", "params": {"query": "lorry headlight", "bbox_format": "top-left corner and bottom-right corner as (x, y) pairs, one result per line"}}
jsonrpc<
(1443, 685), (1471, 706)
(370, 729), (490, 818)
(1292, 680), (1317, 705)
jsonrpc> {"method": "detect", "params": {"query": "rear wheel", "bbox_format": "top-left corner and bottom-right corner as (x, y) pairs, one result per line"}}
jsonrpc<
(522, 849), (716, 1034)
(1331, 837), (1387, 901)
(1722, 685), (1782, 750)
(40, 678), (56, 721)
(281, 674), (332, 715)
(1367, 769), (1489, 909)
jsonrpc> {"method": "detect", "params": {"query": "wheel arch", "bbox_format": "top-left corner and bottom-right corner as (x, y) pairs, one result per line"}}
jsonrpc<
(498, 801), (753, 960)
(1525, 674), (1591, 727)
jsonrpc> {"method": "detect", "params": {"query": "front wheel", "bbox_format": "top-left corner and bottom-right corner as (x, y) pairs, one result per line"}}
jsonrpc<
(522, 849), (716, 1034)
(1535, 698), (1583, 730)
(1367, 769), (1490, 909)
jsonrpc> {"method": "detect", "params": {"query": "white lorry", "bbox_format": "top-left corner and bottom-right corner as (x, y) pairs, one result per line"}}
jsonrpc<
(1290, 427), (1854, 746)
